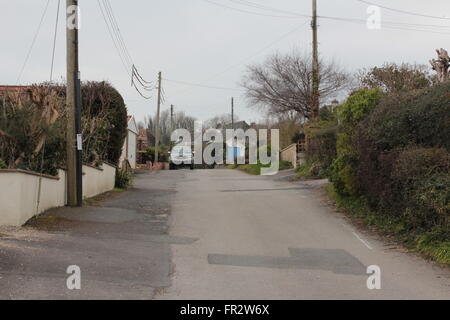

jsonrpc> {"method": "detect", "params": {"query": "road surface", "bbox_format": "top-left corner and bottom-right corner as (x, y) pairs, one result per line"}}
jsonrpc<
(0, 169), (449, 299)
(159, 169), (450, 299)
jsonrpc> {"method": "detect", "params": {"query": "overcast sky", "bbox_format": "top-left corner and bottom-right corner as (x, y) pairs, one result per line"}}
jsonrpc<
(2, 0), (450, 123)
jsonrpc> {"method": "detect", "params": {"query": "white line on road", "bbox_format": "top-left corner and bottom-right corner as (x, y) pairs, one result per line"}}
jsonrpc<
(352, 232), (373, 250)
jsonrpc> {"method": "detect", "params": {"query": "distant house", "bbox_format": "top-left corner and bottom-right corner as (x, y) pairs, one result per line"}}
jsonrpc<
(120, 115), (138, 169)
(137, 128), (149, 151)
(0, 85), (32, 101)
(219, 121), (250, 163)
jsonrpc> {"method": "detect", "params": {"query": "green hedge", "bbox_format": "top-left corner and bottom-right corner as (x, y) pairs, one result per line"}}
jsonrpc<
(330, 84), (449, 242)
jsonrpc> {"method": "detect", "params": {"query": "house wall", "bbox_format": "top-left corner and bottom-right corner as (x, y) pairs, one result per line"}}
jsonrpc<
(0, 163), (116, 227)
(127, 131), (137, 169)
(280, 144), (298, 169)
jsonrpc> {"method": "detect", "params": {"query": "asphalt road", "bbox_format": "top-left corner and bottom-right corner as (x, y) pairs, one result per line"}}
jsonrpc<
(0, 169), (449, 299)
(158, 169), (450, 300)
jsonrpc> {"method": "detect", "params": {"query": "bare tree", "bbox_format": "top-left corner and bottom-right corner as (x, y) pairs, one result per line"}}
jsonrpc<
(357, 63), (434, 93)
(430, 48), (450, 83)
(241, 51), (349, 119)
(147, 110), (196, 146)
(204, 113), (239, 129)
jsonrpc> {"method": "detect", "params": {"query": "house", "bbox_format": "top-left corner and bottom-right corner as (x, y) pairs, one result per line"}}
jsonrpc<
(119, 115), (138, 169)
(219, 121), (250, 163)
(137, 128), (149, 151)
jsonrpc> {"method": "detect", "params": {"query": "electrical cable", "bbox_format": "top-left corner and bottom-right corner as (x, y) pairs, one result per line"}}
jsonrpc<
(355, 0), (450, 21)
(16, 0), (51, 84)
(50, 0), (61, 82)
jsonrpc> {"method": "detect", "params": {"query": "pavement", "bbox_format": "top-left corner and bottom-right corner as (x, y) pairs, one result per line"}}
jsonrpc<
(0, 169), (449, 299)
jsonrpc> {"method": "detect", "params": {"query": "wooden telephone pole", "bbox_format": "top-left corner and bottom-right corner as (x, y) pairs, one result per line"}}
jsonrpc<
(66, 0), (82, 206)
(231, 97), (234, 129)
(231, 97), (237, 164)
(155, 71), (162, 163)
(311, 0), (320, 120)
(170, 104), (174, 132)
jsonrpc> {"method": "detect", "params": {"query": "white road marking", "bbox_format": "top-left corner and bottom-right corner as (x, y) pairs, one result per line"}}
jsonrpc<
(352, 232), (373, 250)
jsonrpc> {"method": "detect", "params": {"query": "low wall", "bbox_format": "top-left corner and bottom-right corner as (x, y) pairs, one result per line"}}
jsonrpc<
(82, 163), (116, 198)
(0, 163), (116, 226)
(280, 144), (298, 169)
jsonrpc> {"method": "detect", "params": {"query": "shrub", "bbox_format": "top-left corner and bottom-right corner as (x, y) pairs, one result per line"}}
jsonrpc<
(0, 82), (128, 175)
(0, 158), (6, 169)
(81, 82), (128, 166)
(142, 147), (169, 163)
(305, 120), (338, 177)
(115, 168), (132, 189)
(330, 89), (382, 195)
(339, 83), (450, 235)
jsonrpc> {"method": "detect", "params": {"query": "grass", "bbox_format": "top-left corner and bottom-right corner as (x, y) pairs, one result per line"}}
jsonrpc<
(227, 161), (293, 175)
(83, 188), (127, 206)
(327, 184), (450, 266)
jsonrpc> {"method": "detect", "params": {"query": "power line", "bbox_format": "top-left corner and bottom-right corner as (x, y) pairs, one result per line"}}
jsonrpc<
(163, 78), (245, 91)
(355, 0), (450, 21)
(226, 0), (309, 18)
(97, 0), (131, 76)
(50, 0), (61, 82)
(102, 0), (134, 67)
(201, 0), (302, 19)
(97, 0), (154, 100)
(320, 15), (450, 36)
(16, 0), (51, 84)
(202, 22), (309, 84)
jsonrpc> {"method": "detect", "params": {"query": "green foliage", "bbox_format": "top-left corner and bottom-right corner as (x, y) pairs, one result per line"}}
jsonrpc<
(330, 89), (382, 195)
(357, 63), (434, 93)
(328, 83), (450, 257)
(142, 147), (169, 163)
(338, 89), (382, 129)
(0, 158), (6, 169)
(115, 168), (132, 189)
(328, 184), (450, 265)
(305, 120), (338, 178)
(0, 82), (127, 175)
(81, 82), (128, 165)
(229, 160), (293, 175)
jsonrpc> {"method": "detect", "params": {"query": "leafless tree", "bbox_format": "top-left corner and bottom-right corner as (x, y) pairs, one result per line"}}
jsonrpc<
(241, 50), (349, 119)
(204, 113), (239, 129)
(147, 110), (196, 146)
(430, 48), (450, 83)
(357, 63), (434, 93)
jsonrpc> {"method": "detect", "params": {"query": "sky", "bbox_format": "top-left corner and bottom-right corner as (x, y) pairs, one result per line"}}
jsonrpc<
(2, 0), (450, 124)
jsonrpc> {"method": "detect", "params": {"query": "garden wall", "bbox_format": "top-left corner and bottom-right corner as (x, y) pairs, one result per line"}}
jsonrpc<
(0, 163), (116, 226)
(280, 144), (298, 169)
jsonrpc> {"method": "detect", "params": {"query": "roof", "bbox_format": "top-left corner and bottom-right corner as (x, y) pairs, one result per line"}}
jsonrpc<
(126, 115), (138, 135)
(0, 85), (31, 95)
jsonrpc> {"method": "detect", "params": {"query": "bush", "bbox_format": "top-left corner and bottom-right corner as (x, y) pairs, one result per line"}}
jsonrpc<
(332, 83), (450, 239)
(142, 147), (169, 163)
(81, 82), (128, 166)
(0, 158), (6, 169)
(115, 169), (132, 189)
(330, 89), (382, 195)
(305, 120), (338, 177)
(0, 82), (128, 175)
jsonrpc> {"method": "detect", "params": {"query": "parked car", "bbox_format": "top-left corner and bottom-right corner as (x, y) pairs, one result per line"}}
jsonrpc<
(169, 145), (194, 170)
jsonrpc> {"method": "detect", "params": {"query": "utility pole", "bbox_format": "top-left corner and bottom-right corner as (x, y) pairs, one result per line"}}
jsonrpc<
(66, 0), (82, 206)
(155, 71), (162, 163)
(231, 97), (234, 129)
(170, 104), (174, 132)
(231, 97), (236, 164)
(311, 0), (320, 121)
